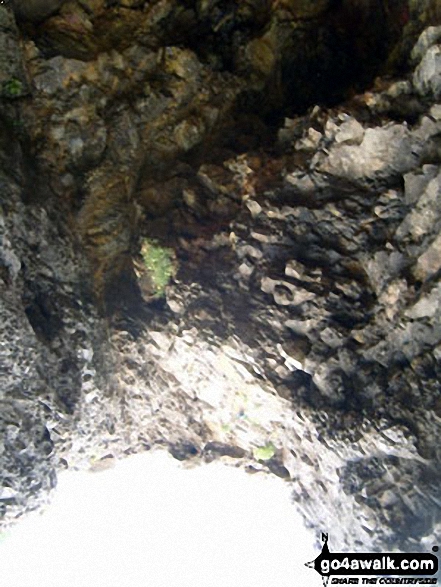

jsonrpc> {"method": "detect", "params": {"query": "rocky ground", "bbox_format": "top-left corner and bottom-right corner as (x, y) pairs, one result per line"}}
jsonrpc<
(1, 0), (441, 557)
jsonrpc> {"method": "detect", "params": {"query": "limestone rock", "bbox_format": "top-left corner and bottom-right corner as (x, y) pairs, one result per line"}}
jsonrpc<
(414, 44), (441, 99)
(316, 124), (418, 186)
(411, 25), (441, 63)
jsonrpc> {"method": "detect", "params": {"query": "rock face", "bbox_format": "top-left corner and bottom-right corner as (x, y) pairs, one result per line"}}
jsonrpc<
(10, 0), (65, 22)
(1, 0), (441, 558)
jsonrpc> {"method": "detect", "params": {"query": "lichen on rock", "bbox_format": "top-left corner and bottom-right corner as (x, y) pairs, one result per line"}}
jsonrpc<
(137, 238), (176, 299)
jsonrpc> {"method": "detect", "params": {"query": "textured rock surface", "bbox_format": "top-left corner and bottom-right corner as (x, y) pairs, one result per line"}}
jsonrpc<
(10, 0), (65, 22)
(1, 0), (441, 559)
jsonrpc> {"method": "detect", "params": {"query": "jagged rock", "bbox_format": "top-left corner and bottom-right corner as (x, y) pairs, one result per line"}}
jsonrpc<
(1, 2), (441, 563)
(316, 124), (419, 186)
(414, 43), (441, 99)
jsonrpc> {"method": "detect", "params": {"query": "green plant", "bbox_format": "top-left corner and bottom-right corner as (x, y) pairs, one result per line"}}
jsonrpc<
(140, 238), (175, 297)
(3, 78), (23, 98)
(253, 442), (276, 461)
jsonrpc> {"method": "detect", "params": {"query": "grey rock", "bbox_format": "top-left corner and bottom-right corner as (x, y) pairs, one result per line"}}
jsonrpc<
(413, 44), (441, 99)
(411, 26), (441, 64)
(334, 118), (365, 145)
(396, 170), (441, 245)
(429, 103), (441, 120)
(365, 251), (406, 295)
(415, 234), (441, 282)
(9, 0), (65, 22)
(0, 5), (28, 99)
(1, 10), (441, 562)
(295, 127), (322, 151)
(406, 284), (441, 320)
(316, 124), (418, 186)
(404, 165), (438, 205)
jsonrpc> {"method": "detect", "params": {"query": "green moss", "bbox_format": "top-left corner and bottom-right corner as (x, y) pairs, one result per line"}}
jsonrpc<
(3, 78), (23, 98)
(140, 238), (175, 297)
(253, 443), (276, 461)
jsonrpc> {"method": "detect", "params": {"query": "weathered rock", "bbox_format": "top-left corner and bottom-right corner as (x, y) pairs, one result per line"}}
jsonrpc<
(411, 25), (441, 63)
(1, 2), (441, 564)
(10, 0), (65, 22)
(414, 43), (441, 98)
(0, 5), (29, 99)
(316, 124), (419, 186)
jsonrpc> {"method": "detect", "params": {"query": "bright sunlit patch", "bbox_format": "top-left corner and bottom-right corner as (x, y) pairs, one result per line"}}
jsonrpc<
(0, 450), (317, 587)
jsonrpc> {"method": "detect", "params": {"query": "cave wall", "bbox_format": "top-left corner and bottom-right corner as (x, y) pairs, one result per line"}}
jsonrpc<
(1, 0), (441, 556)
